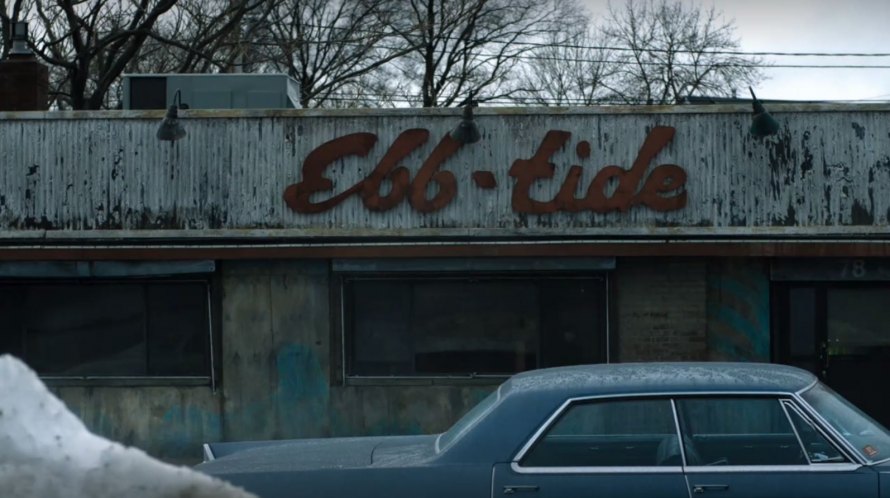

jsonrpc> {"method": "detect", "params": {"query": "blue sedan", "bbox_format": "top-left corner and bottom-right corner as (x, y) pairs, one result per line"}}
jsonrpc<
(197, 362), (890, 498)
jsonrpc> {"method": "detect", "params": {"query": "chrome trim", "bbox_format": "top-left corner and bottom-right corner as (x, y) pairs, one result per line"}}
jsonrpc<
(780, 400), (811, 464)
(512, 391), (799, 464)
(783, 400), (854, 465)
(792, 390), (869, 466)
(670, 398), (687, 466)
(684, 463), (862, 473)
(512, 397), (574, 463)
(511, 462), (683, 474)
(202, 443), (215, 462)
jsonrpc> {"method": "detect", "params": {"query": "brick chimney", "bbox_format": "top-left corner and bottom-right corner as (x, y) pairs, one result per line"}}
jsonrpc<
(0, 22), (49, 111)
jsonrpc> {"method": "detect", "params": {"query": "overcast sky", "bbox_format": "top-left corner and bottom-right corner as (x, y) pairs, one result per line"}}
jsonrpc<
(582, 0), (890, 102)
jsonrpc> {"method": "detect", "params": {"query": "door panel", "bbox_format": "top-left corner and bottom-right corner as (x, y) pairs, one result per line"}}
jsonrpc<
(676, 395), (878, 497)
(492, 463), (689, 498)
(499, 396), (689, 498)
(825, 288), (890, 426)
(684, 468), (877, 498)
(774, 283), (890, 429)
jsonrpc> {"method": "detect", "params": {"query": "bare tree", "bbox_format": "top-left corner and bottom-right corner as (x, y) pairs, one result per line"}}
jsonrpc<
(26, 0), (185, 109)
(16, 0), (268, 109)
(513, 28), (618, 106)
(249, 0), (410, 108)
(138, 0), (270, 74)
(382, 0), (584, 107)
(602, 0), (763, 105)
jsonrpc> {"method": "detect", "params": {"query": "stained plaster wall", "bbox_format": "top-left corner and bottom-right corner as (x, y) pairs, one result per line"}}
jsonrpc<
(52, 259), (495, 463)
(52, 257), (770, 463)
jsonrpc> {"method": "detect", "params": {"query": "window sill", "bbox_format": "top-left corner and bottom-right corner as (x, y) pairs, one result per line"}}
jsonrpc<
(345, 375), (508, 387)
(42, 376), (212, 387)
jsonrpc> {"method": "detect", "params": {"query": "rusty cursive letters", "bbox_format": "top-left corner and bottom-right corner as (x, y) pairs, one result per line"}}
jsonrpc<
(283, 126), (686, 215)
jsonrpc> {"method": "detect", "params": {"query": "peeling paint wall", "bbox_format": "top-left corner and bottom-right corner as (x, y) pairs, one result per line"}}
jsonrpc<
(1, 107), (889, 235)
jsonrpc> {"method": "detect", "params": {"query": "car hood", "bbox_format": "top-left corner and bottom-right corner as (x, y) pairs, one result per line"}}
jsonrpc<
(197, 434), (439, 475)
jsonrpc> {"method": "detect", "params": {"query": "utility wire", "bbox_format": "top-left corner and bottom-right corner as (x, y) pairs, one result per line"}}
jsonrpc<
(250, 39), (890, 69)
(276, 22), (890, 58)
(307, 92), (890, 105)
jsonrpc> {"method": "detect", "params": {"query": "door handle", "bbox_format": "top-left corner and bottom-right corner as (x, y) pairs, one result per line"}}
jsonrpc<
(692, 484), (729, 494)
(503, 485), (540, 494)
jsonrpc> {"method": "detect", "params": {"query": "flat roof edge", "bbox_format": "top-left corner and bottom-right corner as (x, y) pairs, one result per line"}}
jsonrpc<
(2, 103), (890, 120)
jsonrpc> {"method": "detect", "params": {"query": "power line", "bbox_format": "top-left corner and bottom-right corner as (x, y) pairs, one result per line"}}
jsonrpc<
(276, 22), (890, 58)
(308, 92), (890, 106)
(262, 39), (890, 70)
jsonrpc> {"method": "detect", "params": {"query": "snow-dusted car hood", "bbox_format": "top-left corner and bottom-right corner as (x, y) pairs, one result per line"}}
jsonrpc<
(198, 434), (438, 475)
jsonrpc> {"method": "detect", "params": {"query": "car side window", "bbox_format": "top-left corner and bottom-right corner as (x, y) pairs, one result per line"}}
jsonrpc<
(520, 398), (679, 467)
(783, 402), (848, 463)
(676, 397), (808, 466)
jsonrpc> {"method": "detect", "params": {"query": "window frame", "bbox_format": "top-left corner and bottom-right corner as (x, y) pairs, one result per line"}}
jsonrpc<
(781, 400), (850, 465)
(0, 273), (219, 388)
(332, 269), (611, 386)
(511, 392), (860, 475)
(516, 395), (684, 472)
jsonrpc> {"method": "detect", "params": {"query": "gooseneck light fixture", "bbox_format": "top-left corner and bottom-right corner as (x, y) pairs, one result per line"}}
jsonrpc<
(748, 87), (779, 138)
(450, 100), (481, 144)
(156, 89), (188, 142)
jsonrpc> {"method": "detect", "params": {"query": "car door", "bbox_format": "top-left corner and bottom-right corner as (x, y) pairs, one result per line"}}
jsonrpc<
(492, 397), (689, 498)
(675, 396), (878, 498)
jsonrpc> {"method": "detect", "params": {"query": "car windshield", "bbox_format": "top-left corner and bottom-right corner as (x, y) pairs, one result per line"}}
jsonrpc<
(802, 382), (890, 463)
(436, 387), (501, 452)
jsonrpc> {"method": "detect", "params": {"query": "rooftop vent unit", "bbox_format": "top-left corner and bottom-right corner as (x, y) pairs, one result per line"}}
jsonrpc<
(122, 73), (300, 110)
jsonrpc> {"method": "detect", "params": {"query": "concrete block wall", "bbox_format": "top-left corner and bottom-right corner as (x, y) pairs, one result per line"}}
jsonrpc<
(616, 258), (709, 361)
(218, 260), (494, 442)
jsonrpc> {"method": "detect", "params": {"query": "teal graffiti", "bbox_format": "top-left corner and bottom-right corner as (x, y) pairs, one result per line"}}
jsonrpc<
(274, 343), (330, 438)
(160, 404), (222, 460)
(707, 264), (770, 361)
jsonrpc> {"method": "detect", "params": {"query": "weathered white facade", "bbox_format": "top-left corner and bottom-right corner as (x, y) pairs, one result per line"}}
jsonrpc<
(1, 105), (888, 239)
(2, 105), (890, 464)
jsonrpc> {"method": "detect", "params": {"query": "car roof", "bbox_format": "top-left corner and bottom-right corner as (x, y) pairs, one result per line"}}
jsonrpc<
(501, 362), (817, 398)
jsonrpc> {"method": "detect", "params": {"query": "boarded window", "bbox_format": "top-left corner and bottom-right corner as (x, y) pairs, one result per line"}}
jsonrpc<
(0, 281), (210, 377)
(343, 276), (607, 377)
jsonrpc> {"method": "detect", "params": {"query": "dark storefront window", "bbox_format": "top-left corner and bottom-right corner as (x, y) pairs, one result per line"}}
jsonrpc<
(343, 275), (608, 377)
(0, 280), (211, 377)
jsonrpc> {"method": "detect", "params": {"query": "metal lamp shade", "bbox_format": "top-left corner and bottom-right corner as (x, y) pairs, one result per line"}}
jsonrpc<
(750, 108), (780, 138)
(748, 87), (779, 138)
(157, 105), (186, 141)
(450, 120), (481, 144)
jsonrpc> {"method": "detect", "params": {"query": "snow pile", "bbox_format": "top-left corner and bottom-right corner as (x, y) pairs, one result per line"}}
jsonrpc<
(0, 354), (257, 498)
